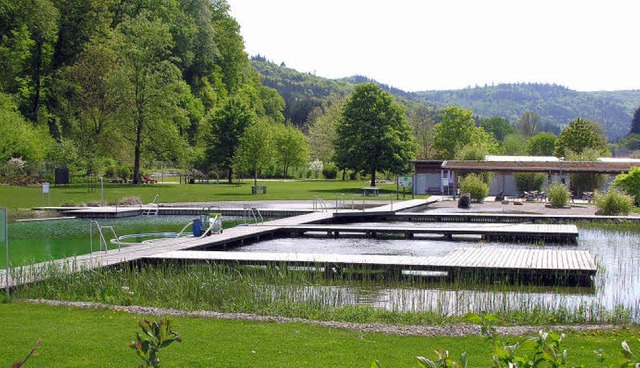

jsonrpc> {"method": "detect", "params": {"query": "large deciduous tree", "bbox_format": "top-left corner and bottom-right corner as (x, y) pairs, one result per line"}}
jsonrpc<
(306, 96), (344, 163)
(205, 97), (253, 183)
(334, 83), (416, 187)
(515, 111), (540, 138)
(526, 132), (557, 156)
(433, 106), (495, 159)
(555, 118), (609, 158)
(233, 118), (274, 186)
(272, 122), (308, 177)
(115, 13), (190, 184)
(481, 116), (514, 141)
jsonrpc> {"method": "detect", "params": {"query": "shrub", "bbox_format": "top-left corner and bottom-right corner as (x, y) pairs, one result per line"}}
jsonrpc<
(595, 189), (634, 216)
(548, 183), (570, 208)
(459, 173), (488, 202)
(514, 172), (545, 193)
(322, 164), (338, 179)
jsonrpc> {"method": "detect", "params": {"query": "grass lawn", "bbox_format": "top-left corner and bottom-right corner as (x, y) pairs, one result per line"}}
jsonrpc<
(0, 302), (638, 367)
(0, 179), (409, 213)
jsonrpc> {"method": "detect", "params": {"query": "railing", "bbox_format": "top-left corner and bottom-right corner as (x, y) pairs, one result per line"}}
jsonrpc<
(142, 194), (160, 216)
(243, 204), (263, 224)
(313, 196), (329, 212)
(89, 220), (121, 254)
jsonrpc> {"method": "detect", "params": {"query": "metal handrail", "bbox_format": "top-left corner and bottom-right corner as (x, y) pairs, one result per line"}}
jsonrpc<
(89, 220), (121, 254)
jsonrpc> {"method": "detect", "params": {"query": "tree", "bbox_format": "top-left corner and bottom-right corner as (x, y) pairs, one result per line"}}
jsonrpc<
(555, 118), (609, 158)
(515, 111), (540, 137)
(481, 116), (514, 141)
(501, 133), (527, 155)
(306, 96), (344, 163)
(272, 122), (308, 177)
(234, 119), (274, 186)
(612, 166), (640, 205)
(0, 92), (50, 162)
(526, 132), (557, 156)
(407, 105), (438, 159)
(333, 83), (416, 187)
(629, 106), (640, 135)
(433, 106), (496, 159)
(115, 13), (190, 184)
(205, 97), (253, 182)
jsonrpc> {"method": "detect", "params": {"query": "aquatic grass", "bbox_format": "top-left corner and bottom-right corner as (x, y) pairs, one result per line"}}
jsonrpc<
(11, 261), (634, 326)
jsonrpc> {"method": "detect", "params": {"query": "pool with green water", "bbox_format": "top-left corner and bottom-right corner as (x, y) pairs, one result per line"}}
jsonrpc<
(2, 216), (210, 266)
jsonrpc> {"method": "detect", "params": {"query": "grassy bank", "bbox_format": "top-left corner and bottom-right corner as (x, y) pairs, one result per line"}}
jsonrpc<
(0, 302), (637, 367)
(0, 180), (402, 212)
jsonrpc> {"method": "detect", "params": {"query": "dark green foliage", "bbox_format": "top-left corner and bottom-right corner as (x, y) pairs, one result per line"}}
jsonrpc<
(322, 164), (338, 179)
(480, 116), (514, 141)
(514, 173), (545, 193)
(629, 106), (640, 135)
(555, 118), (609, 157)
(612, 167), (640, 205)
(334, 83), (417, 187)
(205, 98), (254, 182)
(526, 132), (557, 156)
(130, 317), (182, 368)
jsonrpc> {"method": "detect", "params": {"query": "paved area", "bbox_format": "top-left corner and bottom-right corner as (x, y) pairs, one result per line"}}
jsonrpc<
(424, 196), (640, 217)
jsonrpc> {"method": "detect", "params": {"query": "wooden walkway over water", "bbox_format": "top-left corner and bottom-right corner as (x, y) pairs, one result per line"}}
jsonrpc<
(279, 223), (578, 243)
(2, 199), (594, 288)
(146, 246), (597, 284)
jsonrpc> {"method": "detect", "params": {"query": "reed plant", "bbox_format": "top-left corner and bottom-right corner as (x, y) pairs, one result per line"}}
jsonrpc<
(10, 261), (633, 326)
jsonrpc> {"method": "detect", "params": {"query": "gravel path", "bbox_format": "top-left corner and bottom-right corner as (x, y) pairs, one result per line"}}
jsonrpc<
(25, 299), (620, 337)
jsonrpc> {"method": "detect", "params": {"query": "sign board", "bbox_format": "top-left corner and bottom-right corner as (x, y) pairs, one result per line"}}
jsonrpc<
(398, 175), (413, 188)
(42, 182), (50, 194)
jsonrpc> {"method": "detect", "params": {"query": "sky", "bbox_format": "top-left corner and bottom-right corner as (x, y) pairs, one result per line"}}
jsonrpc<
(226, 0), (639, 92)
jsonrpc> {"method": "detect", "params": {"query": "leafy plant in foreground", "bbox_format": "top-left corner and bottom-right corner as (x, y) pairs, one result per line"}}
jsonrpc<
(129, 317), (182, 368)
(12, 338), (41, 368)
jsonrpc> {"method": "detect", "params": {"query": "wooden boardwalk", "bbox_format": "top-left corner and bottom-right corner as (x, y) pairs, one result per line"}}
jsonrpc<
(279, 223), (578, 243)
(2, 199), (594, 288)
(146, 246), (597, 284)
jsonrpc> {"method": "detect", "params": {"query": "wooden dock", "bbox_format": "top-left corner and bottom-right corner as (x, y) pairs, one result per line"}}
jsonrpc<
(2, 199), (595, 288)
(278, 223), (578, 243)
(145, 246), (597, 285)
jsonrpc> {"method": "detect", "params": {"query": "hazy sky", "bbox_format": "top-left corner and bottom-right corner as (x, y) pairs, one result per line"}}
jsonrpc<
(227, 0), (639, 92)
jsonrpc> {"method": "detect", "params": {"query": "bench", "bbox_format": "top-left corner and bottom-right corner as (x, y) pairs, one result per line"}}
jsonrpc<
(251, 185), (267, 194)
(362, 187), (380, 196)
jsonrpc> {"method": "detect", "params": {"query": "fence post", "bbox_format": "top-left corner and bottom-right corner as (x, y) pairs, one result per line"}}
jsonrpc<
(2, 207), (8, 299)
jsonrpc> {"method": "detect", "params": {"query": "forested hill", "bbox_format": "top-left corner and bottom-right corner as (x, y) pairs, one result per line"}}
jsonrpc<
(251, 58), (640, 140)
(414, 84), (640, 140)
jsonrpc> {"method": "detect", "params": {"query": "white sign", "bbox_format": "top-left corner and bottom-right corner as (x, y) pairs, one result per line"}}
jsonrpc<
(398, 175), (413, 188)
(42, 182), (50, 194)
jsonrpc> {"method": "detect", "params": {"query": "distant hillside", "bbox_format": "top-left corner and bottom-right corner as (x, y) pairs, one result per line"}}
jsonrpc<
(251, 58), (640, 140)
(414, 84), (640, 139)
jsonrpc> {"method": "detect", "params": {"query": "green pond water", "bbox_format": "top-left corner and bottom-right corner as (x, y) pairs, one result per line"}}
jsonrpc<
(2, 216), (204, 266)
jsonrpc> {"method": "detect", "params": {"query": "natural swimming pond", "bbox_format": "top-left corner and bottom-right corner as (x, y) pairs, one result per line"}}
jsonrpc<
(234, 227), (640, 321)
(4, 218), (640, 322)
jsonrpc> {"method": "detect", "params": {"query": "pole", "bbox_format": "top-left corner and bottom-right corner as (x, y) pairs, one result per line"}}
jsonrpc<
(2, 207), (8, 299)
(99, 177), (104, 206)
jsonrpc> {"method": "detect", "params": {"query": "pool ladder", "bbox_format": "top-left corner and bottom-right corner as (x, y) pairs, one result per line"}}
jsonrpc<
(142, 194), (160, 216)
(243, 204), (263, 224)
(89, 220), (121, 254)
(313, 196), (328, 212)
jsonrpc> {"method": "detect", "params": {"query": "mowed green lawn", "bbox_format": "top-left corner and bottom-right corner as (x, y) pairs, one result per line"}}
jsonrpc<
(0, 302), (637, 368)
(0, 179), (407, 211)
